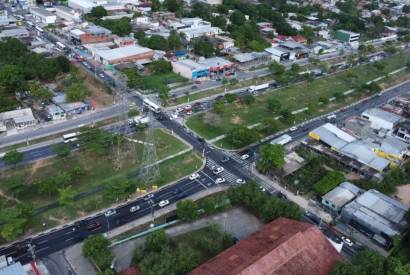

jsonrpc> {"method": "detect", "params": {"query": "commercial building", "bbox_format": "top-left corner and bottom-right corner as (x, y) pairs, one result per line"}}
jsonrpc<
(55, 5), (82, 23)
(68, 0), (108, 13)
(361, 108), (403, 131)
(94, 44), (154, 65)
(198, 57), (235, 79)
(172, 17), (222, 41)
(45, 104), (66, 120)
(30, 7), (57, 24)
(171, 59), (209, 80)
(232, 52), (271, 69)
(334, 30), (360, 44)
(79, 25), (112, 44)
(189, 218), (341, 275)
(341, 189), (409, 243)
(0, 28), (30, 39)
(265, 46), (291, 62)
(0, 15), (17, 27)
(0, 108), (37, 131)
(321, 182), (363, 213)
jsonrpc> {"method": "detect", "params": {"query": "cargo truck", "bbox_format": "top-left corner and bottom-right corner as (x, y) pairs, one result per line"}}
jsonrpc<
(248, 83), (269, 94)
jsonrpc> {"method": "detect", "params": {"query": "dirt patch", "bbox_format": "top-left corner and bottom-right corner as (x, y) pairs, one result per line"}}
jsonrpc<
(0, 189), (20, 203)
(230, 115), (243, 125)
(48, 215), (67, 225)
(29, 159), (50, 178)
(73, 63), (114, 109)
(346, 172), (361, 181)
(183, 158), (194, 165)
(395, 184), (410, 206)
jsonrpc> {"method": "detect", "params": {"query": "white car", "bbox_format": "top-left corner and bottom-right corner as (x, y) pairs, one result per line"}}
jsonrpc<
(289, 126), (298, 132)
(213, 166), (224, 174)
(189, 173), (200, 180)
(215, 177), (225, 184)
(341, 236), (354, 247)
(104, 209), (116, 217)
(236, 179), (246, 184)
(130, 206), (140, 213)
(144, 193), (155, 201)
(158, 200), (170, 207)
(240, 154), (250, 160)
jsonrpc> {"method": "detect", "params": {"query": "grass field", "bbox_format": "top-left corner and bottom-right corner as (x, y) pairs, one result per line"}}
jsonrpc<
(187, 53), (410, 143)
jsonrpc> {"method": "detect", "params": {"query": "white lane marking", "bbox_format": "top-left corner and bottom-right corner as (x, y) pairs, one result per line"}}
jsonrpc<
(195, 178), (208, 189)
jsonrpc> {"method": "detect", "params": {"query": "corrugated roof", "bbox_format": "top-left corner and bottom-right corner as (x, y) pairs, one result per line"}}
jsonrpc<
(189, 218), (341, 275)
(322, 182), (362, 208)
(380, 137), (408, 155)
(0, 262), (26, 275)
(362, 108), (402, 124)
(96, 45), (153, 61)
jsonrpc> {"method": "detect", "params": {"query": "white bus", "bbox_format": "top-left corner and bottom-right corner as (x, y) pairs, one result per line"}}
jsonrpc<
(63, 132), (80, 143)
(143, 99), (160, 113)
(26, 21), (35, 28)
(56, 41), (66, 50)
(35, 26), (44, 33)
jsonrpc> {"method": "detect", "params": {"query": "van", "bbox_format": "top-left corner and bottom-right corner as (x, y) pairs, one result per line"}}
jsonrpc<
(326, 114), (337, 121)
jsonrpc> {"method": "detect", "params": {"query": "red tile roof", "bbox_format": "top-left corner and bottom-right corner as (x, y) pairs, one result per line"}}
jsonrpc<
(189, 218), (341, 275)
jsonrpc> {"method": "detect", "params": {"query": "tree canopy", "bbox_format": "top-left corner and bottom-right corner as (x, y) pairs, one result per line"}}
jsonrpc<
(226, 126), (259, 148)
(256, 144), (285, 173)
(176, 200), (199, 221)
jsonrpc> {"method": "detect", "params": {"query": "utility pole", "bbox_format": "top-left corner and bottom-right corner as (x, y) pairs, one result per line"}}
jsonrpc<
(27, 243), (36, 263)
(140, 111), (160, 184)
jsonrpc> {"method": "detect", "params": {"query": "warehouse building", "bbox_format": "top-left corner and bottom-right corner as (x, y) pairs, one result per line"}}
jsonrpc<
(30, 7), (57, 24)
(68, 0), (107, 13)
(321, 182), (363, 213)
(55, 5), (82, 23)
(94, 44), (154, 65)
(341, 189), (409, 245)
(172, 59), (209, 80)
(0, 108), (37, 131)
(0, 28), (30, 39)
(361, 108), (403, 131)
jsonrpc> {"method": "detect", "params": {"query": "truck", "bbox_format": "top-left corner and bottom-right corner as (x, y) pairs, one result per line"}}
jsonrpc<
(248, 83), (270, 94)
(128, 115), (150, 126)
(270, 134), (292, 146)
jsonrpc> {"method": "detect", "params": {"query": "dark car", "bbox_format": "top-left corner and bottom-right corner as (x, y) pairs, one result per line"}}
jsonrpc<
(85, 221), (101, 231)
(221, 156), (230, 163)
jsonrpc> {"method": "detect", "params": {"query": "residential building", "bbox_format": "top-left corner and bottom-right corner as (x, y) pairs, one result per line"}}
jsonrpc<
(94, 44), (155, 65)
(45, 104), (66, 120)
(334, 30), (360, 43)
(30, 7), (57, 24)
(0, 108), (37, 131)
(55, 5), (82, 23)
(189, 218), (341, 275)
(394, 121), (410, 143)
(322, 182), (363, 213)
(206, 35), (235, 50)
(232, 52), (271, 69)
(68, 0), (108, 13)
(0, 15), (17, 27)
(0, 28), (30, 39)
(361, 108), (403, 131)
(171, 59), (209, 80)
(80, 25), (112, 44)
(172, 18), (222, 41)
(341, 189), (409, 244)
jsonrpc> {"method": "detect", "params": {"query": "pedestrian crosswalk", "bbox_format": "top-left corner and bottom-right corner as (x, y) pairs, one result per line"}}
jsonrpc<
(222, 151), (253, 167)
(206, 159), (242, 184)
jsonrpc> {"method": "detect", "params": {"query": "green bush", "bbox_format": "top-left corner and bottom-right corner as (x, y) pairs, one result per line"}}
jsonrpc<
(313, 170), (345, 196)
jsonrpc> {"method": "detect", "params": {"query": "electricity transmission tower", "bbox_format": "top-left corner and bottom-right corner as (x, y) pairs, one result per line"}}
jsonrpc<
(139, 111), (160, 183)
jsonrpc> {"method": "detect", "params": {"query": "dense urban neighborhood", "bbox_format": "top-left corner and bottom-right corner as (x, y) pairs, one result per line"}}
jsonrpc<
(0, 0), (410, 274)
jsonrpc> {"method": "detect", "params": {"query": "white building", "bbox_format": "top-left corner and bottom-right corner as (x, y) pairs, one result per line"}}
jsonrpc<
(172, 18), (222, 41)
(0, 28), (30, 39)
(68, 0), (108, 13)
(55, 5), (82, 23)
(30, 7), (57, 24)
(0, 108), (37, 131)
(361, 108), (403, 131)
(172, 59), (209, 80)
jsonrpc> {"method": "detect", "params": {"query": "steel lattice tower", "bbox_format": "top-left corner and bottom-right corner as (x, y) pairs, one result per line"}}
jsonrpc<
(139, 111), (160, 183)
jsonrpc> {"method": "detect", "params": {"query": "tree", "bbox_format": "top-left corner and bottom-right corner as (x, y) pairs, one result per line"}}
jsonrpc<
(242, 94), (255, 105)
(0, 203), (33, 241)
(290, 63), (300, 76)
(203, 112), (221, 126)
(224, 93), (237, 103)
(28, 83), (53, 102)
(150, 0), (161, 11)
(213, 100), (225, 114)
(267, 98), (281, 113)
(145, 230), (168, 252)
(149, 60), (172, 74)
(37, 178), (57, 197)
(90, 6), (107, 18)
(167, 30), (182, 50)
(230, 11), (246, 25)
(176, 200), (198, 221)
(262, 117), (279, 135)
(52, 143), (71, 158)
(201, 196), (217, 214)
(65, 82), (90, 102)
(98, 270), (115, 275)
(226, 126), (259, 148)
(256, 144), (285, 173)
(0, 64), (24, 92)
(164, 0), (182, 12)
(140, 35), (168, 51)
(193, 39), (215, 57)
(333, 92), (345, 102)
(279, 109), (294, 125)
(313, 170), (345, 195)
(2, 149), (23, 166)
(58, 185), (76, 207)
(79, 128), (113, 156)
(374, 61), (385, 71)
(4, 177), (26, 197)
(158, 86), (169, 104)
(269, 62), (285, 76)
(83, 235), (113, 271)
(303, 72), (314, 87)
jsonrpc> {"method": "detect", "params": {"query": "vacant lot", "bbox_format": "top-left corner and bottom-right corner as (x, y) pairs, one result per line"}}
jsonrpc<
(187, 53), (410, 142)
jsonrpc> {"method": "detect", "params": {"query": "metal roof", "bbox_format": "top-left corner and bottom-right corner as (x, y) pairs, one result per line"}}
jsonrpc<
(322, 182), (362, 209)
(380, 136), (408, 155)
(0, 262), (26, 275)
(362, 108), (402, 124)
(96, 45), (153, 61)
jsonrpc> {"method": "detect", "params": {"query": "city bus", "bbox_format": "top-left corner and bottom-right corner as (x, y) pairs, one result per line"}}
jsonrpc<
(35, 26), (44, 33)
(26, 21), (35, 28)
(56, 41), (66, 50)
(143, 99), (160, 113)
(62, 132), (80, 143)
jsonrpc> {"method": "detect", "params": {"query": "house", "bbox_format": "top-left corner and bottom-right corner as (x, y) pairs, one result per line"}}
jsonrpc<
(171, 59), (209, 80)
(30, 7), (57, 24)
(206, 35), (235, 50)
(45, 104), (66, 120)
(341, 189), (409, 246)
(322, 182), (363, 213)
(189, 218), (341, 275)
(0, 108), (37, 131)
(68, 0), (107, 13)
(394, 121), (410, 143)
(173, 18), (222, 41)
(291, 35), (307, 44)
(361, 108), (403, 131)
(94, 44), (154, 65)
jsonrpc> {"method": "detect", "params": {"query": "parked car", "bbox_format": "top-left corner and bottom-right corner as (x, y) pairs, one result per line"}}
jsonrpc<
(158, 200), (170, 207)
(240, 154), (250, 160)
(236, 178), (245, 184)
(341, 236), (354, 247)
(189, 173), (200, 180)
(130, 206), (140, 213)
(221, 156), (230, 163)
(104, 209), (116, 217)
(215, 178), (225, 184)
(289, 126), (298, 132)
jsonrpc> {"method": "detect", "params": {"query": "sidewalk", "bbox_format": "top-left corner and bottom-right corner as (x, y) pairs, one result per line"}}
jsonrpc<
(110, 207), (263, 271)
(251, 164), (333, 223)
